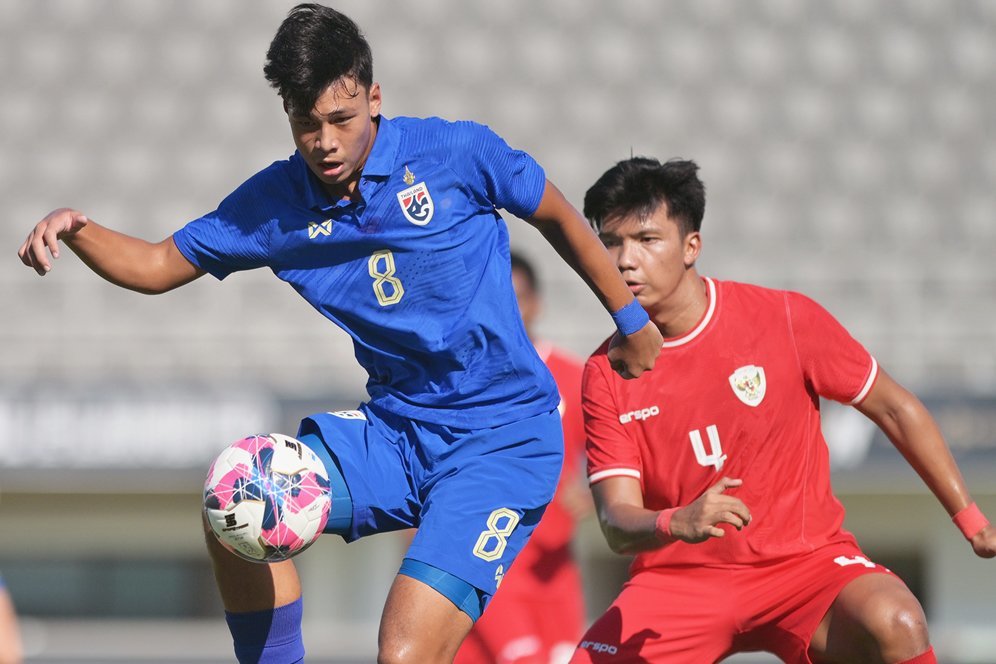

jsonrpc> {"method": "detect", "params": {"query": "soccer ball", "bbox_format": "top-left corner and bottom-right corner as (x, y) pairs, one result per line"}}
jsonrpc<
(204, 434), (332, 563)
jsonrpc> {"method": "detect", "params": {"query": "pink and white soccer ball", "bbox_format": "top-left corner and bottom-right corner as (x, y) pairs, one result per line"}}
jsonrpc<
(204, 434), (332, 563)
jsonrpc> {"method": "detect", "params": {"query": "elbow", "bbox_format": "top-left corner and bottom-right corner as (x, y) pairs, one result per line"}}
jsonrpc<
(600, 522), (638, 555)
(119, 279), (175, 296)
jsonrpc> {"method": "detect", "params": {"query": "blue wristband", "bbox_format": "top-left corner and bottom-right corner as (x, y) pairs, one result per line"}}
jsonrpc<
(611, 299), (650, 336)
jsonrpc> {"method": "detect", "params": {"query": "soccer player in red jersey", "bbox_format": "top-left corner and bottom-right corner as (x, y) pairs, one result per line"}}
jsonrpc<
(455, 251), (592, 664)
(570, 157), (996, 664)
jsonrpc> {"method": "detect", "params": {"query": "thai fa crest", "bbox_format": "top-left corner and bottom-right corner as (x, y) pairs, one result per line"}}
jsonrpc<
(729, 365), (766, 407)
(396, 182), (434, 226)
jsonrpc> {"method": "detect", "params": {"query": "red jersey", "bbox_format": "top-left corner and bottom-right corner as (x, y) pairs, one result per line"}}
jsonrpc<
(583, 278), (878, 574)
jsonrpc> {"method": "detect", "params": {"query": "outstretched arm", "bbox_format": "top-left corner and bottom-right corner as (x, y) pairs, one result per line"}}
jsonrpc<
(527, 181), (663, 379)
(18, 207), (203, 294)
(592, 475), (751, 554)
(855, 368), (995, 558)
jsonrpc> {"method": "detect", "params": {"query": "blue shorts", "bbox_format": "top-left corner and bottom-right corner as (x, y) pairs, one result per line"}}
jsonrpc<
(296, 403), (563, 617)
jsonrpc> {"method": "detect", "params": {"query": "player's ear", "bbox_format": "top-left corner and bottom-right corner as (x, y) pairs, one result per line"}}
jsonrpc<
(683, 231), (702, 267)
(367, 82), (382, 119)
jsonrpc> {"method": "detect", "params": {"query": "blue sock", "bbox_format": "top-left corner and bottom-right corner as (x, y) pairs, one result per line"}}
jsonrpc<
(225, 597), (305, 664)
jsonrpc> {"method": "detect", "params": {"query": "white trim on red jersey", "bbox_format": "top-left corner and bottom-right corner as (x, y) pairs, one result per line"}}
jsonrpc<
(589, 467), (641, 485)
(661, 277), (717, 348)
(848, 356), (879, 405)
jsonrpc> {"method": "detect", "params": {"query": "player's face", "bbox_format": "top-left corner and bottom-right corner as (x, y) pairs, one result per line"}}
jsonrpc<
(599, 204), (701, 317)
(512, 267), (540, 337)
(288, 78), (382, 200)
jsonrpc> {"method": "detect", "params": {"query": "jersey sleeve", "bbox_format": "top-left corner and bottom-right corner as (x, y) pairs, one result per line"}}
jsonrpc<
(172, 172), (276, 280)
(452, 122), (547, 219)
(786, 291), (878, 405)
(582, 354), (643, 485)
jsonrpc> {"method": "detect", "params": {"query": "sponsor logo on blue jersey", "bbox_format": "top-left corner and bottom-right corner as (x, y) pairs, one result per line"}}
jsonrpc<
(307, 219), (333, 238)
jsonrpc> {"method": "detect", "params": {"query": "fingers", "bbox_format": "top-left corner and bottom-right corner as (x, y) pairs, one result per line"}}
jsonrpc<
(705, 477), (743, 494)
(610, 361), (635, 380)
(18, 231), (49, 276)
(18, 209), (85, 276)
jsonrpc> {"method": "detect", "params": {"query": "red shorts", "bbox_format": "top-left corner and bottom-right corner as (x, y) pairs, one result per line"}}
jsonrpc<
(456, 587), (585, 664)
(569, 542), (896, 664)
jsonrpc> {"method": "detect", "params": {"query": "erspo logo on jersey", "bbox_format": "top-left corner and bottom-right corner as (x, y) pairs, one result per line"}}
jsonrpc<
(618, 405), (660, 424)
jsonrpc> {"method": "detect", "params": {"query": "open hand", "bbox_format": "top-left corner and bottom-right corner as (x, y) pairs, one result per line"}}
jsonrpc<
(670, 477), (752, 543)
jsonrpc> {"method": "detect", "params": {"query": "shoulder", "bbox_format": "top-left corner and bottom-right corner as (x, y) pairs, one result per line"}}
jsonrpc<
(713, 278), (805, 320)
(393, 116), (500, 150)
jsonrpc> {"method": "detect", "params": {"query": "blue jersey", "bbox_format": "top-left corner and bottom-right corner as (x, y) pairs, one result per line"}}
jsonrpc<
(173, 115), (559, 427)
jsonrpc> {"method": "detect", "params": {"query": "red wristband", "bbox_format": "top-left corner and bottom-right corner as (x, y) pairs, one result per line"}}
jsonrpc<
(953, 503), (990, 541)
(654, 508), (680, 543)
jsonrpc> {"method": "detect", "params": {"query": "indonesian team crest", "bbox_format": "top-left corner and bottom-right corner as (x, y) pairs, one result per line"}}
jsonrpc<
(729, 365), (766, 407)
(396, 182), (434, 226)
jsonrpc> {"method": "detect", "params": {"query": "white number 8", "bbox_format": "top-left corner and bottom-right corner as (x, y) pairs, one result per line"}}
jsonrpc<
(473, 508), (520, 562)
(368, 250), (404, 306)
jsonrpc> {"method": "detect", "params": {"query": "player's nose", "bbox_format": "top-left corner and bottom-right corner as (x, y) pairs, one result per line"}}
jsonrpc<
(317, 125), (340, 153)
(615, 241), (639, 270)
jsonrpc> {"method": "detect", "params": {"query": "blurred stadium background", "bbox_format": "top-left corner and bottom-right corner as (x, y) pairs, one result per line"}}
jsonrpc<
(1, 0), (995, 662)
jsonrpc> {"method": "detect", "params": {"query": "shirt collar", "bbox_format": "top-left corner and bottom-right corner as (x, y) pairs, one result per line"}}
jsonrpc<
(361, 115), (400, 179)
(296, 115), (400, 212)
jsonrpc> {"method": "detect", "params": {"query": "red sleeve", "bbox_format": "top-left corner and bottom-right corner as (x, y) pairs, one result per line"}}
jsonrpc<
(582, 349), (643, 486)
(786, 291), (878, 405)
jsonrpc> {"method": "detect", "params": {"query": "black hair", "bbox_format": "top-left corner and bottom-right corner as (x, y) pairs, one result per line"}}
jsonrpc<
(509, 250), (539, 293)
(584, 157), (706, 236)
(263, 3), (374, 115)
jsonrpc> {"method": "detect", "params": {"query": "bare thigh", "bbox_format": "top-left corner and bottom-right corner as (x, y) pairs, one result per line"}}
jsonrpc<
(379, 574), (474, 664)
(809, 573), (930, 664)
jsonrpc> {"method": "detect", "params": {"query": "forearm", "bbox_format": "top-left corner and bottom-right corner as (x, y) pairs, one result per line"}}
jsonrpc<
(528, 182), (634, 313)
(65, 221), (199, 294)
(598, 501), (663, 554)
(870, 397), (973, 516)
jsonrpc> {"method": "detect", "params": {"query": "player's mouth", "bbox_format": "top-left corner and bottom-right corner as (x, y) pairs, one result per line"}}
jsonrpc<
(318, 161), (345, 177)
(626, 282), (645, 295)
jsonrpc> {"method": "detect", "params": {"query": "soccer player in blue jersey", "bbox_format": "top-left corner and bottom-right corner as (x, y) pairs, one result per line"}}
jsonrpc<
(18, 4), (663, 663)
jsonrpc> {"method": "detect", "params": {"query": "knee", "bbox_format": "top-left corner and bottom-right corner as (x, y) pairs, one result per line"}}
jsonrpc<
(866, 597), (930, 656)
(376, 638), (420, 664)
(378, 634), (457, 664)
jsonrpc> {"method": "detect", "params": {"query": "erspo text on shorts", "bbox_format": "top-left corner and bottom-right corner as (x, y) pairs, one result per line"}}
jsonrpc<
(580, 640), (619, 655)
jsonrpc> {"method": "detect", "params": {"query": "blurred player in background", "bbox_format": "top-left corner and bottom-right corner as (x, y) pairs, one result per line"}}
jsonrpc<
(0, 576), (23, 664)
(570, 157), (995, 664)
(17, 5), (662, 663)
(455, 251), (592, 664)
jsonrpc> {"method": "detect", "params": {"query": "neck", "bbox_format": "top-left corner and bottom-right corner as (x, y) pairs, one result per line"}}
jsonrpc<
(650, 269), (708, 339)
